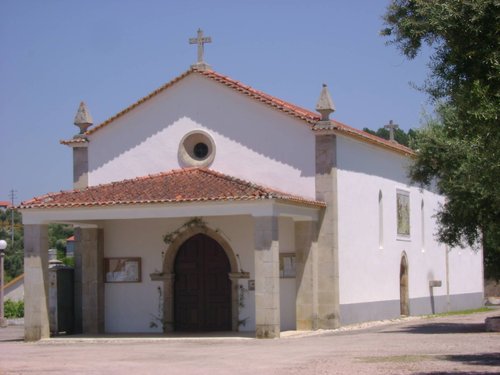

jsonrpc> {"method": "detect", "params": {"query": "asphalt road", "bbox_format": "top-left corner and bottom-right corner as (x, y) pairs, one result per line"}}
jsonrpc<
(1, 310), (499, 374)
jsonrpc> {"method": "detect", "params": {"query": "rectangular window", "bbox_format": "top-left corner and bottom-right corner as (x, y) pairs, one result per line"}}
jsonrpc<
(397, 190), (410, 237)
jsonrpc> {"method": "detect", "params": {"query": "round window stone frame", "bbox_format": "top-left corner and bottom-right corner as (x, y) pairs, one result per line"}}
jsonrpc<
(178, 130), (216, 168)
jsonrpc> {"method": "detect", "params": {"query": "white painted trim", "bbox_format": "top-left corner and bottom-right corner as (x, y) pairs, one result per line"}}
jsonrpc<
(21, 200), (321, 225)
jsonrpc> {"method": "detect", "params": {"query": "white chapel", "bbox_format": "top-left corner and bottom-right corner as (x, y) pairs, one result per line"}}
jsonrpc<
(20, 30), (483, 341)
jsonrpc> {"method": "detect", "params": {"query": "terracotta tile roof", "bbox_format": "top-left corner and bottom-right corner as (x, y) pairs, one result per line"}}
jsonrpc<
(0, 201), (12, 208)
(314, 120), (414, 156)
(71, 67), (413, 156)
(197, 69), (320, 124)
(20, 168), (325, 209)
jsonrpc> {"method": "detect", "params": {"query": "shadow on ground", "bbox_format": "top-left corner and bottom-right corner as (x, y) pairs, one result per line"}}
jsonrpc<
(383, 322), (486, 334)
(412, 353), (500, 374)
(0, 338), (24, 343)
(440, 353), (500, 367)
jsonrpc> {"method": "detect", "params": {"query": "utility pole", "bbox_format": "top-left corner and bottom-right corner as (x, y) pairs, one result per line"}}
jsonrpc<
(9, 189), (16, 248)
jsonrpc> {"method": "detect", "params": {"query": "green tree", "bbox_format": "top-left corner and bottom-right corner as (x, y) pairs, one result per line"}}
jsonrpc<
(382, 0), (500, 278)
(48, 223), (74, 262)
(0, 209), (24, 282)
(0, 213), (75, 281)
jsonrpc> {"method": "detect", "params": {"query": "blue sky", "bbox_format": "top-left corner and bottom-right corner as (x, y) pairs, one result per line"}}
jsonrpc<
(0, 0), (432, 202)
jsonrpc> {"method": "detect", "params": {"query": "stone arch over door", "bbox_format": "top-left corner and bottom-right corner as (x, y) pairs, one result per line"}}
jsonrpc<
(162, 226), (240, 332)
(400, 252), (409, 316)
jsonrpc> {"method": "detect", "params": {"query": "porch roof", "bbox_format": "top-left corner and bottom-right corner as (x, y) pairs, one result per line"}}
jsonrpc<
(20, 168), (325, 210)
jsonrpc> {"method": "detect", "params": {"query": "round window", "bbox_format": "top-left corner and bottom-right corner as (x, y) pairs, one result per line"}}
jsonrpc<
(178, 130), (216, 167)
(193, 142), (209, 159)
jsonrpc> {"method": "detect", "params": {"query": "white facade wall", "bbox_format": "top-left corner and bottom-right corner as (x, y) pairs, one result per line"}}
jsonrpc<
(102, 216), (256, 333)
(101, 215), (298, 333)
(87, 74), (316, 199)
(335, 135), (483, 307)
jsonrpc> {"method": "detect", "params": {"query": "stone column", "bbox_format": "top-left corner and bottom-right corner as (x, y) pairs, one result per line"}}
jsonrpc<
(75, 227), (104, 334)
(162, 273), (175, 332)
(24, 224), (50, 341)
(295, 220), (318, 330)
(73, 234), (83, 334)
(315, 134), (340, 329)
(254, 216), (280, 338)
(73, 144), (88, 190)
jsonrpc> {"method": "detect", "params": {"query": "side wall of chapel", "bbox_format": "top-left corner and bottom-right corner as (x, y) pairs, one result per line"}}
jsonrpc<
(335, 135), (484, 324)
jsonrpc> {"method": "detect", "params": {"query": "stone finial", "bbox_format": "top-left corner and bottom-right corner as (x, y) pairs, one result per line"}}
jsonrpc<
(316, 84), (336, 121)
(73, 101), (93, 136)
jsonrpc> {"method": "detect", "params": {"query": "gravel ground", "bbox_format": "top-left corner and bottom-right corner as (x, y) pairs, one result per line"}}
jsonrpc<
(1, 309), (499, 374)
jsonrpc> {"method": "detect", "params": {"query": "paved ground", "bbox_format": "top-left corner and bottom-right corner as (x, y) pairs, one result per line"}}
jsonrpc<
(1, 310), (499, 375)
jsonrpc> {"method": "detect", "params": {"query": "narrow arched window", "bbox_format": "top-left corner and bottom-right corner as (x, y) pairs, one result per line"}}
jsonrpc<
(379, 190), (383, 250)
(421, 199), (425, 252)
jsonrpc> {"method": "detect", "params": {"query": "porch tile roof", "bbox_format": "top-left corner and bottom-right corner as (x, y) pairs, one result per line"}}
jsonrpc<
(20, 168), (325, 209)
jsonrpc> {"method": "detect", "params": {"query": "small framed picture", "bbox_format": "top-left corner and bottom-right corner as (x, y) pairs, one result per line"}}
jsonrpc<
(104, 257), (141, 283)
(279, 253), (296, 278)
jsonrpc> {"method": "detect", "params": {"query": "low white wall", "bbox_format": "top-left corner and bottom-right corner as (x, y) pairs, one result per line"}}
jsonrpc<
(4, 279), (24, 302)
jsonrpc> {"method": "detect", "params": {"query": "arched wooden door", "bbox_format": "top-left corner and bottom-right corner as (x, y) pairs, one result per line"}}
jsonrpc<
(174, 234), (231, 331)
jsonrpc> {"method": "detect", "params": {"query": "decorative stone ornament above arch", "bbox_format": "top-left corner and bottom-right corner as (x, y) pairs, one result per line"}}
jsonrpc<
(162, 224), (238, 275)
(178, 130), (216, 168)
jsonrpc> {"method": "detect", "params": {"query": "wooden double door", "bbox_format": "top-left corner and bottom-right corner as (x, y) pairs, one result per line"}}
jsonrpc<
(174, 234), (232, 331)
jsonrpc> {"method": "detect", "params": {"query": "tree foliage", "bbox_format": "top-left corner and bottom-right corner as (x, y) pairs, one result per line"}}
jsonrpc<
(48, 223), (74, 261)
(4, 299), (24, 318)
(0, 209), (24, 282)
(0, 211), (75, 281)
(383, 0), (500, 278)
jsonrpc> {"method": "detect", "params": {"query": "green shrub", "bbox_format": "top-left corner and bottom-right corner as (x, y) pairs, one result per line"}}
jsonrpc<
(4, 299), (24, 318)
(61, 256), (75, 268)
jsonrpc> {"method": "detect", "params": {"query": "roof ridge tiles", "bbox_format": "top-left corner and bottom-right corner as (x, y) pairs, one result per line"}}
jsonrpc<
(65, 66), (412, 156)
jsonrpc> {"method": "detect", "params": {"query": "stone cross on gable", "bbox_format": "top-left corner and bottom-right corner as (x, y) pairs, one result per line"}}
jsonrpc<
(384, 120), (399, 142)
(189, 28), (212, 70)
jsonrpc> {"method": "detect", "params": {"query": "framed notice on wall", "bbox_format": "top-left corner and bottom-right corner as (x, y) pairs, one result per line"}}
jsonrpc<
(279, 253), (296, 278)
(104, 257), (141, 283)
